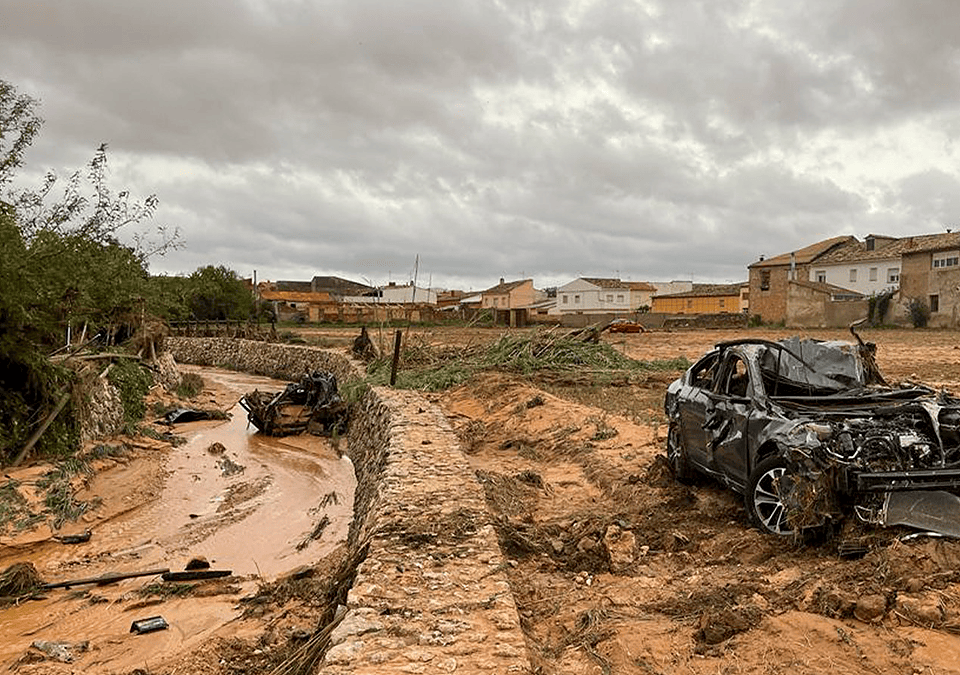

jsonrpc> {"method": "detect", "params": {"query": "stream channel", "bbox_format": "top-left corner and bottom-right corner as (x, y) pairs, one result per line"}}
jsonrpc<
(0, 366), (356, 671)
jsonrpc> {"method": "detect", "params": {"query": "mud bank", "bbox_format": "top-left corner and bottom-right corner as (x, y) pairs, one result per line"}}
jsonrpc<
(170, 338), (531, 671)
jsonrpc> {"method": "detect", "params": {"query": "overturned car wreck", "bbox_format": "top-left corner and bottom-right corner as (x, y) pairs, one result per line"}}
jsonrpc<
(239, 371), (347, 437)
(665, 332), (960, 538)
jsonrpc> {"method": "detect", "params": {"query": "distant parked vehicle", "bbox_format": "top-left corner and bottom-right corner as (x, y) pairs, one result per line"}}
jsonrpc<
(608, 319), (645, 334)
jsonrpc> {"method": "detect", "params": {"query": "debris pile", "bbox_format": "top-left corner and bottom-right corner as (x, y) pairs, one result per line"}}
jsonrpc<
(240, 371), (347, 436)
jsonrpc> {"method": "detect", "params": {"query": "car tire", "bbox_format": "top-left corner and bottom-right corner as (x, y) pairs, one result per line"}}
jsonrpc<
(667, 423), (694, 484)
(745, 455), (795, 536)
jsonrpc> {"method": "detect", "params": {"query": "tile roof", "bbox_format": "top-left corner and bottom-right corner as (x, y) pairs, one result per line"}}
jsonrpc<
(625, 281), (657, 291)
(898, 232), (960, 254)
(481, 278), (532, 294)
(581, 277), (627, 289)
(749, 235), (856, 268)
(813, 237), (908, 264)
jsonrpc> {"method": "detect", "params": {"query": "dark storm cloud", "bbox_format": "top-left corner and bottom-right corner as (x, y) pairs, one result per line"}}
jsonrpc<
(2, 0), (959, 289)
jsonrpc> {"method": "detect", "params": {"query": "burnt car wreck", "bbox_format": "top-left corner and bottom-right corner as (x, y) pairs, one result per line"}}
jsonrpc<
(665, 332), (960, 538)
(239, 371), (347, 437)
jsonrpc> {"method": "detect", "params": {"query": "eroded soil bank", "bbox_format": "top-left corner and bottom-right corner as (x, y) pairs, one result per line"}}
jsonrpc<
(0, 367), (353, 673)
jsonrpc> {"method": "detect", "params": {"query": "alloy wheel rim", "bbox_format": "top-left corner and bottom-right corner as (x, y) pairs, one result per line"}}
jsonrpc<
(753, 467), (794, 535)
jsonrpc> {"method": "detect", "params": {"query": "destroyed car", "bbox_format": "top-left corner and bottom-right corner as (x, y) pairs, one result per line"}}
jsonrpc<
(665, 335), (960, 538)
(239, 371), (347, 437)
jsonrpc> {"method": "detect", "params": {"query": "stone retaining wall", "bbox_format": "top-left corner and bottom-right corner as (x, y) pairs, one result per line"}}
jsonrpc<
(169, 338), (531, 672)
(167, 337), (358, 383)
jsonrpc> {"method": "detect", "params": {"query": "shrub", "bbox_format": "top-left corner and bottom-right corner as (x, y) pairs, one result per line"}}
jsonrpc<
(906, 298), (931, 328)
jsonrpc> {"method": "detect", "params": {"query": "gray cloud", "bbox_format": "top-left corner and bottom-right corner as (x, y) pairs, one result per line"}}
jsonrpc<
(2, 0), (959, 290)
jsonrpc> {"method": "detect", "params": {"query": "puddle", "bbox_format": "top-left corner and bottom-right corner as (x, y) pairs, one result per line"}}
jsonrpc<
(0, 366), (356, 671)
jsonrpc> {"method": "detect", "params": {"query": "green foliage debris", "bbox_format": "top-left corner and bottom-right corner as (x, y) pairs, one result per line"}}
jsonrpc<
(366, 329), (691, 391)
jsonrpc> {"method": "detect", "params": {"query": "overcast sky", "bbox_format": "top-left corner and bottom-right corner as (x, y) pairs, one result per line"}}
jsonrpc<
(3, 0), (960, 291)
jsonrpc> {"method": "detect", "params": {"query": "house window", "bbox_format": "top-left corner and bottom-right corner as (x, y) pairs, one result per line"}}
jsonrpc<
(933, 251), (960, 268)
(887, 268), (900, 283)
(815, 271), (826, 283)
(562, 295), (568, 304)
(616, 294), (624, 302)
(606, 294), (613, 302)
(849, 269), (857, 283)
(574, 295), (581, 304)
(719, 298), (725, 307)
(930, 295), (940, 313)
(760, 271), (770, 291)
(493, 298), (498, 307)
(869, 267), (878, 281)
(687, 299), (693, 308)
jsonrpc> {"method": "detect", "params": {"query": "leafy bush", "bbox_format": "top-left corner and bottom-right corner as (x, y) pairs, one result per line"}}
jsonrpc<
(906, 298), (931, 328)
(106, 359), (153, 428)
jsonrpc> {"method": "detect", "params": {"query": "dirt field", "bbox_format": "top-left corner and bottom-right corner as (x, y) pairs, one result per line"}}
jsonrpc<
(3, 326), (960, 673)
(423, 326), (960, 675)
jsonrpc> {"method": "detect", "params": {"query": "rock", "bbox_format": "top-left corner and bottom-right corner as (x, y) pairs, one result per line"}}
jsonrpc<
(185, 556), (210, 570)
(577, 536), (597, 553)
(854, 594), (887, 622)
(329, 608), (384, 646)
(550, 538), (565, 555)
(31, 640), (89, 663)
(603, 524), (637, 572)
(696, 606), (761, 645)
(897, 595), (944, 626)
(324, 640), (363, 665)
(206, 442), (226, 455)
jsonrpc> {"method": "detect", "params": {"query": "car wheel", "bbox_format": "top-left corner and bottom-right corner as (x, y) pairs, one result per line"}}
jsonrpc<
(667, 423), (694, 484)
(745, 456), (795, 536)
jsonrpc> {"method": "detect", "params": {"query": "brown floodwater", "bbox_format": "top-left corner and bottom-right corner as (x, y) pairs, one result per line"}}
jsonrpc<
(0, 366), (356, 671)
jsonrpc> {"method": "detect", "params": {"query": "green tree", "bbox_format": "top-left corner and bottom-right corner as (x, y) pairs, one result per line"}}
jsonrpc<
(0, 79), (179, 463)
(186, 265), (253, 320)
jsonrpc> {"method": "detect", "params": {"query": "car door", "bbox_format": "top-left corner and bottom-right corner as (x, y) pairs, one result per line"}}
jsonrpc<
(702, 352), (752, 488)
(676, 353), (718, 469)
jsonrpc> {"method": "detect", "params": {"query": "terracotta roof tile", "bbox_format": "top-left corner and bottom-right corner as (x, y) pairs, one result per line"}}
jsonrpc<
(749, 235), (856, 268)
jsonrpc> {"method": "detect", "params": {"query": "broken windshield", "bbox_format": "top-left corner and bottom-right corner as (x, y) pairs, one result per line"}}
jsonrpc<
(758, 337), (866, 396)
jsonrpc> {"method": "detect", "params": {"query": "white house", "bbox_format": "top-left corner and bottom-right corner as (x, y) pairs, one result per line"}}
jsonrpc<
(557, 278), (633, 314)
(343, 282), (438, 305)
(808, 235), (903, 296)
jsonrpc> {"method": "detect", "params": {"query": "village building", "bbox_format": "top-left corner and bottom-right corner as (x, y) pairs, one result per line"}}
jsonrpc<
(899, 231), (960, 327)
(651, 283), (748, 314)
(260, 289), (334, 322)
(342, 282), (437, 305)
(626, 281), (658, 311)
(556, 278), (633, 314)
(807, 234), (903, 297)
(748, 235), (856, 324)
(481, 278), (539, 326)
(481, 278), (537, 310)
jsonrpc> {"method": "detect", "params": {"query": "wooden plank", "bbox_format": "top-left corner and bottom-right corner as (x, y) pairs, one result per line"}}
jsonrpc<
(42, 568), (170, 590)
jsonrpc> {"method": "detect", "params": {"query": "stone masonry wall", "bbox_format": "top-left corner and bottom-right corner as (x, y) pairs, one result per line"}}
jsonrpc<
(331, 387), (529, 673)
(168, 337), (531, 672)
(167, 337), (358, 383)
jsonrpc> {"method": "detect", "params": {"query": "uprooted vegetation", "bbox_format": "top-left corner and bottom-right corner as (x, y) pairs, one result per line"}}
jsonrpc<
(365, 327), (690, 391)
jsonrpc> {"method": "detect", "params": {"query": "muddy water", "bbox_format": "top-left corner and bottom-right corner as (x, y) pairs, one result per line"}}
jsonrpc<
(0, 367), (356, 671)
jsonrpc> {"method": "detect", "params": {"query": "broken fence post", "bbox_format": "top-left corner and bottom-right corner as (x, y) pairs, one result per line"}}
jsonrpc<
(390, 329), (402, 386)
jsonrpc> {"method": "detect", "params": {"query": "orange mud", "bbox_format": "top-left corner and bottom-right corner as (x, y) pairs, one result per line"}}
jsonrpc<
(0, 367), (353, 673)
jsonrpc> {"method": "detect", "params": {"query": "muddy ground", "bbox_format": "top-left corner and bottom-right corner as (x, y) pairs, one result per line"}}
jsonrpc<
(4, 326), (960, 673)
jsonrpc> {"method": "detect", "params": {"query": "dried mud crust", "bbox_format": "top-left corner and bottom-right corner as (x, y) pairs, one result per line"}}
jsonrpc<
(434, 334), (960, 675)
